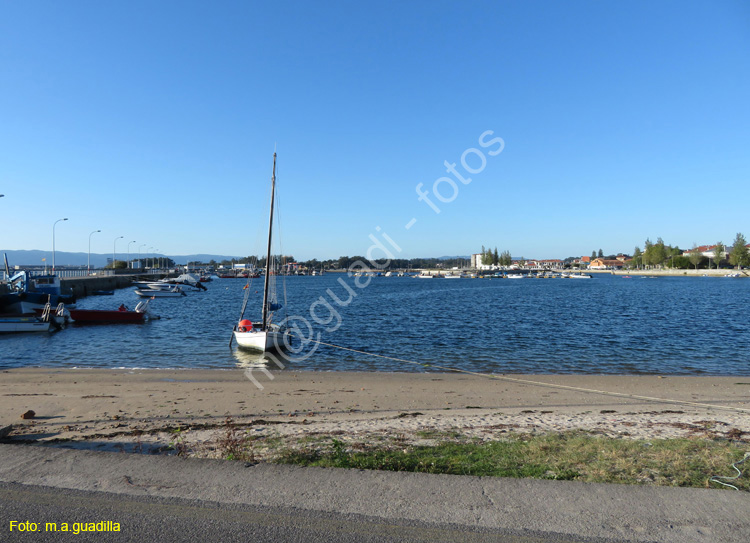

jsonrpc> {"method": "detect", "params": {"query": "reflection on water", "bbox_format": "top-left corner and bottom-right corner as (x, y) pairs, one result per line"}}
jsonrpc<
(232, 347), (277, 368)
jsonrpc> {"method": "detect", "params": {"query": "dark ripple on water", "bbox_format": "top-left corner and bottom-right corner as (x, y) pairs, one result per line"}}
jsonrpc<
(1, 274), (748, 375)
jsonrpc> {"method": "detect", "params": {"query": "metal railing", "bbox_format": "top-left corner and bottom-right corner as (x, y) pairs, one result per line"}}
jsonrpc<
(1, 268), (164, 281)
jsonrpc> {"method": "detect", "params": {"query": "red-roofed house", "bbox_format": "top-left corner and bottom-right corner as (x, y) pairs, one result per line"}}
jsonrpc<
(682, 245), (727, 258)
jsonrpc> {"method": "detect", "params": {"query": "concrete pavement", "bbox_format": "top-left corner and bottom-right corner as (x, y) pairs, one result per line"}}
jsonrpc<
(0, 444), (748, 542)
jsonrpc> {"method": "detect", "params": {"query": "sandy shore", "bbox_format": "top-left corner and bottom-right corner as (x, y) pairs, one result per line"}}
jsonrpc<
(1, 368), (749, 457)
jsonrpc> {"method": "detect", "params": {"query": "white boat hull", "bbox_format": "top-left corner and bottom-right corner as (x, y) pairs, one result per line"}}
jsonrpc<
(0, 318), (51, 333)
(134, 288), (185, 297)
(233, 327), (287, 351)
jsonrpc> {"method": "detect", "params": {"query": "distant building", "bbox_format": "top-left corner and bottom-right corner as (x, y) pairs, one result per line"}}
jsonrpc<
(682, 245), (727, 259)
(471, 253), (495, 269)
(590, 258), (627, 269)
(536, 259), (563, 269)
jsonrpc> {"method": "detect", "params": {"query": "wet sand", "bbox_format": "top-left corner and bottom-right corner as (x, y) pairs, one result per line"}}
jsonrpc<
(1, 368), (749, 456)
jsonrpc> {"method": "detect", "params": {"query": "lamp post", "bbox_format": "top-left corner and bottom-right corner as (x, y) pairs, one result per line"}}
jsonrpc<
(113, 236), (124, 271)
(127, 241), (137, 269)
(138, 244), (146, 271)
(52, 218), (68, 273)
(88, 230), (101, 274)
(154, 249), (160, 271)
(148, 247), (154, 272)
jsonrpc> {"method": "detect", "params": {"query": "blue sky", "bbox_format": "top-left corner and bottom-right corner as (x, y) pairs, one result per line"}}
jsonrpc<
(1, 1), (748, 261)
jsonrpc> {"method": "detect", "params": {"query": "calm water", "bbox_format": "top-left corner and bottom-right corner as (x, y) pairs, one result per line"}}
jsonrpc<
(1, 274), (748, 375)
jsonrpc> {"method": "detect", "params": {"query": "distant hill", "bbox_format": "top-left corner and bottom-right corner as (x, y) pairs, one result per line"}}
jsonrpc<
(0, 250), (242, 268)
(438, 255), (470, 260)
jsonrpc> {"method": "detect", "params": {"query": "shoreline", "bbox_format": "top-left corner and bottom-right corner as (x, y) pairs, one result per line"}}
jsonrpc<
(2, 368), (749, 457)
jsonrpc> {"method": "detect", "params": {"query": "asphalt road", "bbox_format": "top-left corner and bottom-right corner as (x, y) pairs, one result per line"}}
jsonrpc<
(0, 482), (620, 543)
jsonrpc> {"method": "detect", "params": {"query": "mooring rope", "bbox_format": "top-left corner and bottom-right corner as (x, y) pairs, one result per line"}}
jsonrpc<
(304, 338), (750, 415)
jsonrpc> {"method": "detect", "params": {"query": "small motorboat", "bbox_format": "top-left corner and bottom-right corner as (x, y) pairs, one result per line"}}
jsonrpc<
(68, 301), (153, 324)
(134, 286), (185, 297)
(0, 316), (52, 333)
(5, 302), (66, 333)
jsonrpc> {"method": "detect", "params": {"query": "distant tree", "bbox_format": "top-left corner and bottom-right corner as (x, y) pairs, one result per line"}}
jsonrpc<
(667, 246), (682, 267)
(500, 250), (512, 267)
(651, 238), (667, 268)
(597, 248), (603, 258)
(729, 233), (749, 269)
(481, 245), (492, 265)
(643, 238), (653, 268)
(493, 247), (499, 266)
(632, 247), (642, 269)
(713, 242), (725, 269)
(671, 255), (691, 269)
(591, 250), (597, 260)
(688, 244), (703, 270)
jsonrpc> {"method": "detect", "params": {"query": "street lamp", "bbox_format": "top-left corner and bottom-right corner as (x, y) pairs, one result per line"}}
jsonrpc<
(154, 249), (160, 270)
(138, 244), (146, 271)
(52, 218), (68, 273)
(88, 230), (101, 274)
(127, 241), (137, 269)
(148, 247), (154, 272)
(113, 236), (124, 271)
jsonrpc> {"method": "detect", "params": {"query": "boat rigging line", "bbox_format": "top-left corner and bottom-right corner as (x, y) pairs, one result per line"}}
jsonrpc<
(289, 336), (750, 416)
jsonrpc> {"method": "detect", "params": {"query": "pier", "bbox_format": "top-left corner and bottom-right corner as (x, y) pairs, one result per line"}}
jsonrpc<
(61, 273), (174, 298)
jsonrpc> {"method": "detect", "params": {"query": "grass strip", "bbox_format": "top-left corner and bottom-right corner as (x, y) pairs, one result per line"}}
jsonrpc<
(271, 432), (749, 490)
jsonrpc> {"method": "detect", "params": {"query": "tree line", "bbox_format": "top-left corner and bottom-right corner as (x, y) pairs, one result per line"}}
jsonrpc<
(200, 232), (750, 272)
(479, 246), (513, 267)
(630, 233), (748, 270)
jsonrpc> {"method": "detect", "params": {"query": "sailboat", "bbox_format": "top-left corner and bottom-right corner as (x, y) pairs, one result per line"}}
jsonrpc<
(232, 153), (288, 352)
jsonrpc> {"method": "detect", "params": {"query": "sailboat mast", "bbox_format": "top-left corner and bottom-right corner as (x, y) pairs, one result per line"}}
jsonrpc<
(261, 153), (277, 330)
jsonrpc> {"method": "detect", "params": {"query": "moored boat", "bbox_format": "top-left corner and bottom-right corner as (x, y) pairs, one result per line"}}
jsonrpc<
(0, 316), (52, 333)
(68, 300), (152, 323)
(0, 270), (76, 313)
(232, 152), (289, 352)
(134, 286), (185, 297)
